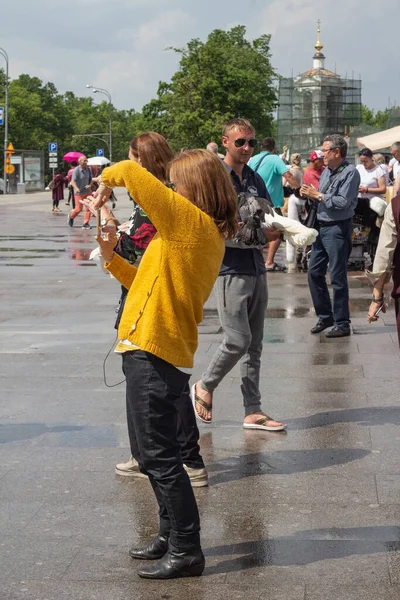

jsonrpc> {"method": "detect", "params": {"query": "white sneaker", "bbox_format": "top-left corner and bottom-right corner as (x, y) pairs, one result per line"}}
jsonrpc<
(115, 456), (209, 487)
(184, 465), (209, 487)
(115, 456), (147, 478)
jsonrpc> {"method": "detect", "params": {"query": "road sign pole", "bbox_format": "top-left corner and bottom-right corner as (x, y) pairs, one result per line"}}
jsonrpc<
(0, 47), (9, 194)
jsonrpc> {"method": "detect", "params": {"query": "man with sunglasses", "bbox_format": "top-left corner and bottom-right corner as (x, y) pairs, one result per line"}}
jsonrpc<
(248, 137), (301, 272)
(191, 118), (286, 432)
(300, 134), (360, 338)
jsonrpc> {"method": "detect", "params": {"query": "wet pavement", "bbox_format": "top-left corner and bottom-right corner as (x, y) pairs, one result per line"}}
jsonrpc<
(1, 190), (400, 600)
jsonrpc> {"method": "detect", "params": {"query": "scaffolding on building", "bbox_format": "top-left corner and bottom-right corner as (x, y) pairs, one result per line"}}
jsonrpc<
(276, 22), (362, 160)
(276, 74), (362, 159)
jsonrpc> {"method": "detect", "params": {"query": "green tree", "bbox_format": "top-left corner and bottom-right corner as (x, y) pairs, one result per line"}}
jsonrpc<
(0, 72), (143, 179)
(361, 104), (389, 129)
(141, 26), (277, 150)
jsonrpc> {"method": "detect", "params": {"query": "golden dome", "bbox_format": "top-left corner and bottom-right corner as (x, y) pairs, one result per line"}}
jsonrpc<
(315, 19), (323, 53)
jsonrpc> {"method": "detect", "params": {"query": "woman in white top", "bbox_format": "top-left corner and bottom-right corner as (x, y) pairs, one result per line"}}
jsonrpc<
(357, 148), (386, 203)
(286, 153), (304, 188)
(356, 148), (387, 262)
(285, 154), (306, 271)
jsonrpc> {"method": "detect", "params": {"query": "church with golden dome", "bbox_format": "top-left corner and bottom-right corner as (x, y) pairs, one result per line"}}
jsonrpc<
(276, 22), (362, 159)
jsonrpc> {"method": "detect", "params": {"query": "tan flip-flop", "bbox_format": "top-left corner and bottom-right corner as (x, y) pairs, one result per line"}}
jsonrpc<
(190, 383), (212, 424)
(243, 417), (287, 432)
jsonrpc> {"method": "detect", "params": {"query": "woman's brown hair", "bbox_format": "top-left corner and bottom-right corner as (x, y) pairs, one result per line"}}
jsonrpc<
(168, 149), (238, 239)
(129, 132), (174, 184)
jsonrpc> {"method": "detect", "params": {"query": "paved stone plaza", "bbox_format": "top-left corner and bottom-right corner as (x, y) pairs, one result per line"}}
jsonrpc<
(1, 190), (400, 600)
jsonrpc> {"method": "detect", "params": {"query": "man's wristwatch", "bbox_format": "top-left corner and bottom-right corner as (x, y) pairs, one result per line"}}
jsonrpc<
(318, 194), (323, 203)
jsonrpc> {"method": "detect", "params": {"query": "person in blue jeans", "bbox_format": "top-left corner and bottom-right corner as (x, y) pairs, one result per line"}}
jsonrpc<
(300, 134), (360, 338)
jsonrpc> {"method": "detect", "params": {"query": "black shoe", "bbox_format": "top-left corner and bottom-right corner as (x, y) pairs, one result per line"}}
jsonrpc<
(82, 223), (91, 230)
(137, 549), (205, 580)
(67, 213), (74, 228)
(129, 535), (168, 560)
(310, 318), (334, 334)
(325, 325), (351, 338)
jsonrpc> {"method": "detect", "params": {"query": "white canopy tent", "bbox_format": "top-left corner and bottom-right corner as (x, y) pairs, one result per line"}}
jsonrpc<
(357, 126), (400, 151)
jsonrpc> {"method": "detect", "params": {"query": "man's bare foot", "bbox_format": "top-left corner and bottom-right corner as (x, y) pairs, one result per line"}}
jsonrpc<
(191, 382), (213, 422)
(243, 411), (286, 431)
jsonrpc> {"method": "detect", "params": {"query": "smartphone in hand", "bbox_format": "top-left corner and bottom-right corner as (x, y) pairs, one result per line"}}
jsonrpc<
(374, 304), (385, 318)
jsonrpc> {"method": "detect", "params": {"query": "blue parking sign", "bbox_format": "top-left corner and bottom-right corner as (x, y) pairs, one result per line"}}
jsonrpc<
(0, 108), (4, 126)
(48, 142), (58, 152)
(96, 148), (104, 157)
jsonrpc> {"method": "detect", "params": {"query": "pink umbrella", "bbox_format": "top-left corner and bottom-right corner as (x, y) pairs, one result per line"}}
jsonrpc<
(63, 151), (86, 162)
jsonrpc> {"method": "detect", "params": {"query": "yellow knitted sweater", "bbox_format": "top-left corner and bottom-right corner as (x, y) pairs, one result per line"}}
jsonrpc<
(102, 160), (225, 368)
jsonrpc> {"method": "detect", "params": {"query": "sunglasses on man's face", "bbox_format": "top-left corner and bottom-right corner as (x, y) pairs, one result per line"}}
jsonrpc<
(233, 138), (258, 148)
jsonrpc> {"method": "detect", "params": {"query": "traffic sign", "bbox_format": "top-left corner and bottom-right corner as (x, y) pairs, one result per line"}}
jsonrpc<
(48, 142), (58, 153)
(7, 142), (14, 154)
(0, 108), (4, 126)
(49, 152), (57, 157)
(49, 161), (58, 167)
(96, 148), (104, 157)
(5, 164), (15, 174)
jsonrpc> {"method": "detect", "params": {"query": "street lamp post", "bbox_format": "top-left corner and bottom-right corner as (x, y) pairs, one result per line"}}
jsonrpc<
(86, 85), (112, 162)
(0, 47), (9, 194)
(71, 133), (110, 155)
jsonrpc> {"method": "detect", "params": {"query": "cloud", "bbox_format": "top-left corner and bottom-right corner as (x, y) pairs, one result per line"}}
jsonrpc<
(254, 0), (400, 110)
(135, 10), (195, 48)
(2, 0), (399, 112)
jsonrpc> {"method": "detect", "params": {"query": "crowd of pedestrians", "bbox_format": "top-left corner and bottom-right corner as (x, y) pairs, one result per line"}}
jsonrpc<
(57, 122), (400, 581)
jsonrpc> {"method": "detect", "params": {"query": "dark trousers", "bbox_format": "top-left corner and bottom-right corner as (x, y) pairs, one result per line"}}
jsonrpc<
(67, 186), (75, 208)
(126, 379), (204, 469)
(308, 219), (353, 327)
(395, 298), (400, 347)
(122, 350), (201, 553)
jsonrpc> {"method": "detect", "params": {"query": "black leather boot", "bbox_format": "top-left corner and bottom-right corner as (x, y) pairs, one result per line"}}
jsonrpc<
(129, 534), (169, 560)
(137, 549), (205, 579)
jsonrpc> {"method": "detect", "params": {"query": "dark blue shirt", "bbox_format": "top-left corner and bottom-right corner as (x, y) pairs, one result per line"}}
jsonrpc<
(220, 163), (271, 276)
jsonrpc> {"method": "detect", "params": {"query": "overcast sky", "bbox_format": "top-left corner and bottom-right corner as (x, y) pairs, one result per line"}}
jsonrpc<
(2, 0), (398, 113)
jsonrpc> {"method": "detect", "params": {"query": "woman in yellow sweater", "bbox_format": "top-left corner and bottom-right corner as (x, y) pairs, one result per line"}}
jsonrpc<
(87, 150), (237, 580)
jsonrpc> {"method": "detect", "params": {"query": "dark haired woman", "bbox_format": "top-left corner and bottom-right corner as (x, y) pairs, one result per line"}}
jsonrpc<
(51, 169), (66, 212)
(356, 148), (387, 261)
(110, 134), (208, 489)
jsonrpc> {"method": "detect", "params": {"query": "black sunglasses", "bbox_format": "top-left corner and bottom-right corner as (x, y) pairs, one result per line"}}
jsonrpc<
(234, 138), (258, 148)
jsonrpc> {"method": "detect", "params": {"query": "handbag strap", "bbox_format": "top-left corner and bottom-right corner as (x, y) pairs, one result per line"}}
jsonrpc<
(253, 152), (270, 173)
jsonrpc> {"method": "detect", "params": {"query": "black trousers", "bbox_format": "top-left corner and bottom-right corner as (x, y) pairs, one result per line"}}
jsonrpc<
(122, 350), (201, 552)
(125, 375), (204, 469)
(67, 185), (75, 208)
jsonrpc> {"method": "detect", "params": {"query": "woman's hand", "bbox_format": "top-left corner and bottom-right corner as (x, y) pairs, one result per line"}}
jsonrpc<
(95, 230), (117, 263)
(359, 185), (368, 194)
(368, 300), (386, 323)
(83, 183), (112, 213)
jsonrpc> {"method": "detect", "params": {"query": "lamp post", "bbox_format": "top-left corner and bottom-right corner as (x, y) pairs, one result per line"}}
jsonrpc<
(71, 133), (110, 156)
(0, 47), (9, 194)
(86, 85), (112, 162)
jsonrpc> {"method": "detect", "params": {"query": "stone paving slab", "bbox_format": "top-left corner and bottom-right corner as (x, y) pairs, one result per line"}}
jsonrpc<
(1, 192), (400, 599)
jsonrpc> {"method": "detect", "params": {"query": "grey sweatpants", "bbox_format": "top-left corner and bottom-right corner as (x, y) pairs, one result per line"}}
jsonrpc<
(200, 274), (268, 415)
